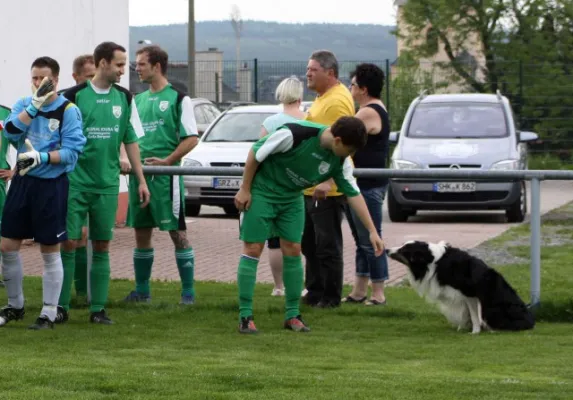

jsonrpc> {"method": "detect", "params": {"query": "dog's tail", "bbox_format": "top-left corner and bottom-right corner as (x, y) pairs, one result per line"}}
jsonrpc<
(478, 270), (536, 331)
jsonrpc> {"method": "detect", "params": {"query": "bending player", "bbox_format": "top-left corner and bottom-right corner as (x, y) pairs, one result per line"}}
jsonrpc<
(124, 45), (199, 304)
(0, 57), (86, 330)
(234, 117), (385, 334)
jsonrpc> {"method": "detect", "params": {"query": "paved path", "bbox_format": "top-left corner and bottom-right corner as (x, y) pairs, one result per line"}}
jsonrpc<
(16, 181), (573, 286)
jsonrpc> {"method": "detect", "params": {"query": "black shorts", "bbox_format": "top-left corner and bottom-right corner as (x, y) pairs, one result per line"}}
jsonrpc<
(1, 173), (69, 245)
(267, 236), (280, 249)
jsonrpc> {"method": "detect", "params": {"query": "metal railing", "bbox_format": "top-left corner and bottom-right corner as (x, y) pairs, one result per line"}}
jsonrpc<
(140, 165), (573, 308)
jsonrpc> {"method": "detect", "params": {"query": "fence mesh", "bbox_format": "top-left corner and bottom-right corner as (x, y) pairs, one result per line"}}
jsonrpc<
(129, 58), (573, 169)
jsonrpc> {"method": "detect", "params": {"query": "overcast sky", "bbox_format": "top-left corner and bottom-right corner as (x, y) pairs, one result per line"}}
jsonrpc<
(129, 0), (398, 26)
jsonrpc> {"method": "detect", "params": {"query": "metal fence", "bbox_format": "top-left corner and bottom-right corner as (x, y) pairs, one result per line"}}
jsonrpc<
(139, 165), (573, 309)
(140, 59), (573, 168)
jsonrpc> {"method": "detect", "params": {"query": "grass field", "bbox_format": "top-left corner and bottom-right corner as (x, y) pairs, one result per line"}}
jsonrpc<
(1, 206), (573, 399)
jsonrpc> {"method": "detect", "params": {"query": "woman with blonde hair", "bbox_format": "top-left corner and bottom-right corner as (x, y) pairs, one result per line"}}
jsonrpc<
(260, 76), (306, 296)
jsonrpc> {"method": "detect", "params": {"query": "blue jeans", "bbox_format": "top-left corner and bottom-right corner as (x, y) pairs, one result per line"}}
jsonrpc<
(346, 185), (389, 282)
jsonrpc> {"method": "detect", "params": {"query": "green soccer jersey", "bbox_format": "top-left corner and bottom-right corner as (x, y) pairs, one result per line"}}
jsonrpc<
(135, 84), (198, 162)
(64, 81), (144, 194)
(251, 120), (360, 202)
(0, 105), (12, 171)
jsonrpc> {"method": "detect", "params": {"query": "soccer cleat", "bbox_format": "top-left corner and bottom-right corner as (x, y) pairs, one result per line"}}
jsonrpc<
(90, 309), (114, 325)
(55, 306), (69, 324)
(28, 316), (54, 330)
(123, 290), (151, 303)
(0, 306), (25, 327)
(284, 315), (311, 332)
(180, 294), (195, 305)
(271, 288), (285, 297)
(238, 316), (258, 334)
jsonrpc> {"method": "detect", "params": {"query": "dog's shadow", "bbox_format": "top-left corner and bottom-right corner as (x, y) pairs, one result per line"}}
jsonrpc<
(529, 300), (573, 323)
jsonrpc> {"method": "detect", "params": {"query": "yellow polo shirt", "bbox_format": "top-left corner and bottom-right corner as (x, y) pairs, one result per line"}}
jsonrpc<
(303, 82), (355, 197)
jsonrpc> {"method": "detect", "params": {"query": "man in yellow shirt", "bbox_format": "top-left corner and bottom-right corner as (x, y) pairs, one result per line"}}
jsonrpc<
(302, 50), (355, 308)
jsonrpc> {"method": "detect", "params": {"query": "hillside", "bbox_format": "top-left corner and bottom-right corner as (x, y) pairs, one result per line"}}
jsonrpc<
(129, 20), (397, 62)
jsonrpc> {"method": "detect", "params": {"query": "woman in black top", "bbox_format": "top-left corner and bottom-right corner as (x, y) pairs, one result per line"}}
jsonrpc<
(342, 63), (390, 306)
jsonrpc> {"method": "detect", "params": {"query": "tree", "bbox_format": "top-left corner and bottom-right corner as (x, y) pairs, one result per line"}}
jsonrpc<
(388, 52), (437, 130)
(395, 0), (573, 158)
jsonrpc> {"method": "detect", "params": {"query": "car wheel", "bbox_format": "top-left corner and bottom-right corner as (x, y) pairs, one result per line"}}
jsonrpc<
(223, 205), (239, 217)
(388, 186), (410, 222)
(186, 204), (201, 217)
(506, 181), (527, 223)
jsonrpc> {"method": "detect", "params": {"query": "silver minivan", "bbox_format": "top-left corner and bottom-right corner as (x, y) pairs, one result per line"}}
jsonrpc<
(387, 92), (538, 223)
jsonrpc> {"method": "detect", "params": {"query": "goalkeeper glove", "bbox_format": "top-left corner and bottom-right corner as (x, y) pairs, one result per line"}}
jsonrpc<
(17, 139), (49, 176)
(25, 77), (55, 118)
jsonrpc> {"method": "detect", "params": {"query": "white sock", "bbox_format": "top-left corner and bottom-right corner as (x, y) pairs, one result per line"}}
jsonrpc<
(41, 252), (63, 322)
(1, 251), (24, 309)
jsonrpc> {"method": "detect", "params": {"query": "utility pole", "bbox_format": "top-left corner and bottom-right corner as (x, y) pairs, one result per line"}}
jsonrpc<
(230, 5), (243, 99)
(187, 0), (195, 97)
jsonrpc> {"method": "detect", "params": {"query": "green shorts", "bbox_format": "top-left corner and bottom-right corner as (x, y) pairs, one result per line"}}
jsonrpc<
(126, 175), (186, 231)
(67, 188), (118, 241)
(239, 195), (305, 244)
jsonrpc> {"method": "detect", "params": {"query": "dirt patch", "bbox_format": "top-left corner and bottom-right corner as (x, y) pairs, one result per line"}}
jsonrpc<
(469, 204), (573, 266)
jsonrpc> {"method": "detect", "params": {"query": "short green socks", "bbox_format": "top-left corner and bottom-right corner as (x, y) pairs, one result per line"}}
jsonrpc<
(74, 246), (88, 297)
(133, 248), (154, 295)
(90, 251), (110, 313)
(283, 255), (303, 320)
(133, 247), (195, 298)
(237, 255), (259, 319)
(176, 248), (195, 297)
(58, 249), (76, 311)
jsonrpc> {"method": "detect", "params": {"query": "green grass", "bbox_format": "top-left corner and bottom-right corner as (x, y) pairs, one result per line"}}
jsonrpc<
(528, 153), (573, 170)
(2, 209), (573, 399)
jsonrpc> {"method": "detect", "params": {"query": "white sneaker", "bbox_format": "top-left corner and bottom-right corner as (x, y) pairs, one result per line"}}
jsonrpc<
(271, 288), (285, 297)
(301, 288), (308, 297)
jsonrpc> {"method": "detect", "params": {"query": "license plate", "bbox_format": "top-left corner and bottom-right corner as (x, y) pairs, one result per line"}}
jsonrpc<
(213, 177), (242, 189)
(433, 182), (476, 193)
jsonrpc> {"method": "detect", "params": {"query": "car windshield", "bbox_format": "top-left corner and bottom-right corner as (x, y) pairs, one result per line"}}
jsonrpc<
(203, 112), (275, 142)
(407, 102), (508, 139)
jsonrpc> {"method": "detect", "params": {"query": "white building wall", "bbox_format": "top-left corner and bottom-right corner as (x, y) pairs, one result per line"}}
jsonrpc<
(0, 0), (130, 219)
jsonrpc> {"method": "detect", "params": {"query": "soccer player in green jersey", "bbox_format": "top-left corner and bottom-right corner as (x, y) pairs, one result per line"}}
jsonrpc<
(234, 117), (385, 334)
(124, 45), (199, 304)
(57, 42), (151, 325)
(0, 106), (15, 287)
(57, 54), (132, 305)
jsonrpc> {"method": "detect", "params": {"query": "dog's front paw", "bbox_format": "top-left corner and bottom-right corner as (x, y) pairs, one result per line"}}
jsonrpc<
(470, 327), (481, 335)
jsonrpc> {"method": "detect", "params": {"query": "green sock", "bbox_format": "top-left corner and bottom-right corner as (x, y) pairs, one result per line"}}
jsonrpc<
(175, 248), (195, 297)
(283, 255), (303, 320)
(58, 250), (76, 311)
(134, 248), (154, 295)
(74, 246), (88, 297)
(238, 255), (259, 320)
(90, 251), (110, 313)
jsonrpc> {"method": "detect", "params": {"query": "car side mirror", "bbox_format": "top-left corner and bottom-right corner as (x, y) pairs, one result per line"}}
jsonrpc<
(518, 131), (538, 142)
(389, 131), (399, 143)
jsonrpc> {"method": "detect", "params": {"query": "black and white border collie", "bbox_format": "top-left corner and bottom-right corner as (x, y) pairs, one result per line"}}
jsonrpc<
(387, 240), (535, 334)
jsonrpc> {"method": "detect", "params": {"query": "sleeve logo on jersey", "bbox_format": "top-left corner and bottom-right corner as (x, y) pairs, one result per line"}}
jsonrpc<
(112, 106), (122, 118)
(48, 118), (60, 132)
(159, 101), (169, 112)
(318, 161), (331, 175)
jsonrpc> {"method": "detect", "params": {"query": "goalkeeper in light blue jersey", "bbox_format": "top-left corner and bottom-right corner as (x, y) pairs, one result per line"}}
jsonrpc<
(0, 56), (86, 331)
